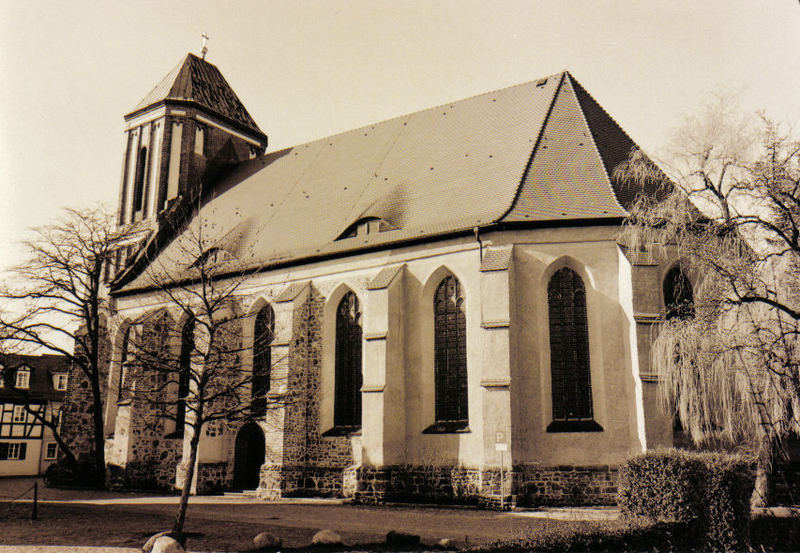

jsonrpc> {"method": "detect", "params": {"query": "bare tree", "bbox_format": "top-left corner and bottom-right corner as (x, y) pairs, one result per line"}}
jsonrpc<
(118, 209), (287, 538)
(0, 206), (139, 487)
(617, 97), (800, 507)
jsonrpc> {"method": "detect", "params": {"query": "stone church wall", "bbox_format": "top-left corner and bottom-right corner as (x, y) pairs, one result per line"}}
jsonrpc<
(60, 325), (111, 465)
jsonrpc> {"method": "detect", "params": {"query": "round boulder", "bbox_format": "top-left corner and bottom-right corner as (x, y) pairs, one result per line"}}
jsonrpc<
(142, 531), (172, 553)
(253, 531), (282, 551)
(311, 529), (343, 546)
(386, 530), (420, 546)
(151, 536), (184, 553)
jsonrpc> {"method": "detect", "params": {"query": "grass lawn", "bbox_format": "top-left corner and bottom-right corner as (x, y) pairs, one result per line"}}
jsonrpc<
(0, 500), (601, 552)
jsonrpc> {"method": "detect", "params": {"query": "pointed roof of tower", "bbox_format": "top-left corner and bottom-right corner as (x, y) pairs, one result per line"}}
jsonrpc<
(129, 53), (265, 139)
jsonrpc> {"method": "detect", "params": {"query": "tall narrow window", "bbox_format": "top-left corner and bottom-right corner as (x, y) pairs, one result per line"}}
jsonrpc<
(433, 276), (468, 426)
(664, 267), (695, 320)
(547, 267), (601, 432)
(334, 292), (362, 428)
(176, 316), (194, 435)
(252, 305), (274, 417)
(664, 266), (694, 432)
(132, 146), (148, 214)
(118, 326), (132, 401)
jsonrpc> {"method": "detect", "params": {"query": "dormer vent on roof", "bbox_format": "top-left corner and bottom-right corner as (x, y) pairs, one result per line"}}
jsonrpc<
(336, 217), (396, 241)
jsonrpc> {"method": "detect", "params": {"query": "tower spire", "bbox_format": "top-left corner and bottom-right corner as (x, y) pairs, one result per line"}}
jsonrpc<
(201, 33), (209, 60)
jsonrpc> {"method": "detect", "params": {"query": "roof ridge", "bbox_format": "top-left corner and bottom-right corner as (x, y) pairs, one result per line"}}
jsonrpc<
(264, 71), (569, 155)
(495, 72), (566, 222)
(563, 74), (627, 215)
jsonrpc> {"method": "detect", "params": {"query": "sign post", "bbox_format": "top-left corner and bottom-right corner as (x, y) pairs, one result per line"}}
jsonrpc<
(495, 431), (507, 510)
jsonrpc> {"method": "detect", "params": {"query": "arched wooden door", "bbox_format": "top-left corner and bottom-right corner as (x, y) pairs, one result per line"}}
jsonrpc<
(233, 422), (265, 490)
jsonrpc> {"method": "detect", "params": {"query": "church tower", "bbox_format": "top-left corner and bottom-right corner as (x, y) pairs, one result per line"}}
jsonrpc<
(116, 53), (268, 228)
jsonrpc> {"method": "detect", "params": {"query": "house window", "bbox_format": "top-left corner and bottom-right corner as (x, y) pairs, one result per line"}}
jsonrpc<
(547, 267), (601, 432)
(54, 374), (68, 391)
(252, 305), (274, 417)
(664, 267), (695, 320)
(431, 276), (469, 428)
(15, 367), (30, 389)
(12, 405), (25, 423)
(0, 442), (26, 460)
(176, 316), (195, 435)
(45, 443), (58, 460)
(334, 292), (362, 428)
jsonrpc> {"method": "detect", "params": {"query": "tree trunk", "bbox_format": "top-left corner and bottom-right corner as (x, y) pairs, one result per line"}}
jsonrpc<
(750, 437), (772, 509)
(173, 421), (202, 538)
(90, 387), (107, 489)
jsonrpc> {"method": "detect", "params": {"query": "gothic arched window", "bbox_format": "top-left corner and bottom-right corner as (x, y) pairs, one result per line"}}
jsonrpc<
(334, 292), (362, 428)
(664, 267), (695, 320)
(433, 276), (468, 425)
(252, 305), (274, 417)
(176, 315), (194, 435)
(547, 267), (601, 432)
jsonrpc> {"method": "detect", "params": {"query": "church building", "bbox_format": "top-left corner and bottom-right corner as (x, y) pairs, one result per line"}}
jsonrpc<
(93, 52), (689, 506)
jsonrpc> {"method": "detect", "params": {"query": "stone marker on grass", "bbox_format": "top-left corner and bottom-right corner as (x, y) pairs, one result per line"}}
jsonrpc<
(253, 531), (282, 551)
(312, 529), (344, 546)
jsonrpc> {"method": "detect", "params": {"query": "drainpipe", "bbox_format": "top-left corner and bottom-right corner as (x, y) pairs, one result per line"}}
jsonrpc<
(473, 226), (483, 262)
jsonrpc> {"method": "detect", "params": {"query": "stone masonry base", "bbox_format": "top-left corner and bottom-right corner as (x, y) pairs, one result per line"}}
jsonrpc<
(256, 463), (618, 507)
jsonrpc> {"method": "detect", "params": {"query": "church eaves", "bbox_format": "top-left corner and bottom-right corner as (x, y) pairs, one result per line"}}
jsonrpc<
(114, 71), (659, 294)
(128, 53), (265, 140)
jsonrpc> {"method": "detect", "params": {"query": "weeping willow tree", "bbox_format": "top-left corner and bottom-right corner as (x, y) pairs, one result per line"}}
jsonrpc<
(617, 97), (800, 507)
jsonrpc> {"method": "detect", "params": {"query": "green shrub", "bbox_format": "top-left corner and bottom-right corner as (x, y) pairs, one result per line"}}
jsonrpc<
(618, 449), (754, 552)
(472, 519), (695, 553)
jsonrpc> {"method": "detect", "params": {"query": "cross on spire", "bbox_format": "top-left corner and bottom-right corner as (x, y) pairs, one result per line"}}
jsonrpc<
(201, 33), (209, 60)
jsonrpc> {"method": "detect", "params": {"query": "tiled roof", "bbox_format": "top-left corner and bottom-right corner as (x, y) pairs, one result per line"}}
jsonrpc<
(0, 354), (70, 403)
(116, 72), (658, 293)
(131, 53), (265, 139)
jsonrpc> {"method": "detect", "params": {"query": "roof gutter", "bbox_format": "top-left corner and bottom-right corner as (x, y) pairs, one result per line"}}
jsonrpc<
(110, 216), (624, 298)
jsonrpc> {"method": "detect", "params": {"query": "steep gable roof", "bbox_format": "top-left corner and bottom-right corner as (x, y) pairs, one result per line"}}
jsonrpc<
(129, 53), (265, 139)
(115, 72), (656, 293)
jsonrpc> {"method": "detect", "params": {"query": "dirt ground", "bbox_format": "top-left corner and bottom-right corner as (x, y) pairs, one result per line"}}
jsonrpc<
(0, 477), (598, 552)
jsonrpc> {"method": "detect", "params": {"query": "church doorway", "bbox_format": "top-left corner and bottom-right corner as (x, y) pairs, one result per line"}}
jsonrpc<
(233, 422), (265, 490)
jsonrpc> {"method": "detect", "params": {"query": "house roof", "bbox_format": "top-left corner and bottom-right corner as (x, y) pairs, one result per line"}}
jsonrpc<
(129, 53), (266, 141)
(116, 71), (664, 294)
(0, 353), (70, 403)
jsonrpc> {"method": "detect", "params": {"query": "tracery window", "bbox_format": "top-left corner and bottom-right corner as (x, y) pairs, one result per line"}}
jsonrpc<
(547, 267), (600, 432)
(663, 266), (695, 432)
(334, 292), (362, 428)
(433, 276), (468, 426)
(664, 267), (695, 320)
(252, 305), (274, 417)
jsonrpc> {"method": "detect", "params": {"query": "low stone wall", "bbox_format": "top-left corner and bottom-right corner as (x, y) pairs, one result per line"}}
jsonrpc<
(196, 462), (230, 494)
(258, 464), (349, 499)
(515, 464), (618, 506)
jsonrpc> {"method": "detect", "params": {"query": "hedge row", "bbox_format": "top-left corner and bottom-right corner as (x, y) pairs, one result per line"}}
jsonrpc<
(618, 449), (754, 552)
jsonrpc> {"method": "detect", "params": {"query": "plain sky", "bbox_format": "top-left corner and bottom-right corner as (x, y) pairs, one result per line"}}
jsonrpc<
(1, 0), (799, 276)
